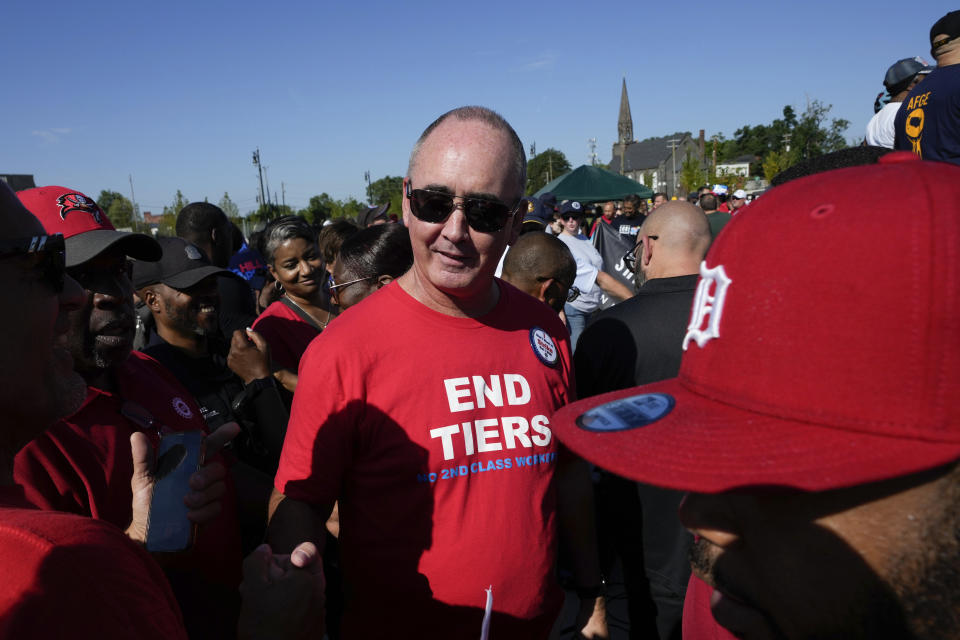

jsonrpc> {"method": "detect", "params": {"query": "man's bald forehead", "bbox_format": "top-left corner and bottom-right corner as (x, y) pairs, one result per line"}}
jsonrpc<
(642, 200), (704, 231)
(0, 182), (45, 239)
(407, 105), (526, 191)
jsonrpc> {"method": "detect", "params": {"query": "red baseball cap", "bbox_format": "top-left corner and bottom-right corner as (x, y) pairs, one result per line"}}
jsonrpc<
(553, 153), (960, 492)
(17, 186), (161, 267)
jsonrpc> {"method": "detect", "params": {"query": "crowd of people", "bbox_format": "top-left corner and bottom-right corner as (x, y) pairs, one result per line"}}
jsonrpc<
(0, 10), (958, 640)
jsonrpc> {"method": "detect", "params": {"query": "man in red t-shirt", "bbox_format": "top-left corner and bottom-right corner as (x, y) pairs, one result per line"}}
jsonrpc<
(14, 186), (250, 637)
(0, 183), (325, 639)
(270, 106), (607, 639)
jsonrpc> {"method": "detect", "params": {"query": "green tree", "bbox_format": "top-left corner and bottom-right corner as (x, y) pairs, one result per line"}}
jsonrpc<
(367, 176), (403, 215)
(762, 150), (796, 183)
(156, 213), (177, 237)
(218, 192), (239, 219)
(679, 150), (707, 196)
(525, 149), (571, 195)
(791, 100), (850, 161)
(717, 102), (849, 175)
(96, 190), (135, 229)
(251, 203), (294, 223)
(340, 197), (363, 222)
(162, 190), (190, 217)
(642, 171), (654, 189)
(298, 194), (336, 225)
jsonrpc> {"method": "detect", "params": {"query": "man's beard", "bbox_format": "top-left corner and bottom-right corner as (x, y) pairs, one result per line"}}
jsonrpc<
(635, 264), (648, 290)
(686, 475), (960, 640)
(889, 468), (960, 639)
(168, 303), (217, 337)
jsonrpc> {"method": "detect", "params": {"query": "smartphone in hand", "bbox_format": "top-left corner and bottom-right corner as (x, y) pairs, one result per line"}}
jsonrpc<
(145, 430), (204, 553)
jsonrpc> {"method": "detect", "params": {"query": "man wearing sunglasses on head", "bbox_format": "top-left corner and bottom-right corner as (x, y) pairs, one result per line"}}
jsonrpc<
(270, 106), (608, 639)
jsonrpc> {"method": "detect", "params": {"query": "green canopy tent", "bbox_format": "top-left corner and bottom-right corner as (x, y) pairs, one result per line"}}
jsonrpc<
(533, 164), (653, 203)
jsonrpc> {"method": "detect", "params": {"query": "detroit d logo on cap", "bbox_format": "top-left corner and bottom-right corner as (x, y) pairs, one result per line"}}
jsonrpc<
(683, 262), (731, 350)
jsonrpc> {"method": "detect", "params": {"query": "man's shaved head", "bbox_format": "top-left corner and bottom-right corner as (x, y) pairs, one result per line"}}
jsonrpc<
(501, 232), (576, 311)
(642, 201), (711, 256)
(635, 201), (711, 285)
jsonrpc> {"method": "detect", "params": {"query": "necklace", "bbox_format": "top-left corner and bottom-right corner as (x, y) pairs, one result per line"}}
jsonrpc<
(285, 295), (331, 330)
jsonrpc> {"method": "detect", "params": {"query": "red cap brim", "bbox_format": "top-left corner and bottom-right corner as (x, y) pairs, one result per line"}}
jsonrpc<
(552, 378), (960, 493)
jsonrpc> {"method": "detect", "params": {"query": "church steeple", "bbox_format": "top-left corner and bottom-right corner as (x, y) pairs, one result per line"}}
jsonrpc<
(618, 78), (634, 145)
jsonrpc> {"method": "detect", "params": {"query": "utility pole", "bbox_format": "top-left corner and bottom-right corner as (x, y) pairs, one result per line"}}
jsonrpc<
(548, 155), (553, 183)
(782, 132), (792, 153)
(666, 139), (680, 197)
(364, 170), (371, 203)
(263, 167), (272, 206)
(128, 174), (140, 227)
(252, 149), (266, 214)
(281, 182), (286, 209)
(588, 138), (598, 166)
(530, 142), (536, 158)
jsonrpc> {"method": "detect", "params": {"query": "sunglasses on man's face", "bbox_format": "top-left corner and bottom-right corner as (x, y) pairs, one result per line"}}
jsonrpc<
(0, 234), (66, 292)
(405, 183), (522, 232)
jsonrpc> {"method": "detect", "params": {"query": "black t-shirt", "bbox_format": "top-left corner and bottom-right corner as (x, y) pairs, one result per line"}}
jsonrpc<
(608, 214), (644, 242)
(894, 64), (960, 165)
(142, 332), (288, 474)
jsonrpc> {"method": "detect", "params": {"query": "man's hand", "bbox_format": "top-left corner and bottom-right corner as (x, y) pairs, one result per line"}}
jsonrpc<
(238, 542), (325, 640)
(126, 422), (241, 544)
(228, 328), (272, 384)
(576, 596), (609, 639)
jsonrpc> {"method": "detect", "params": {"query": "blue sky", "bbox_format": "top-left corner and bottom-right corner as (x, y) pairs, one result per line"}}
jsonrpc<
(2, 0), (951, 216)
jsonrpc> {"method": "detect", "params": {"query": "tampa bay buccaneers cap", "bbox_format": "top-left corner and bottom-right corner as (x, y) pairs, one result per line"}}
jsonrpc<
(18, 186), (161, 267)
(552, 153), (960, 493)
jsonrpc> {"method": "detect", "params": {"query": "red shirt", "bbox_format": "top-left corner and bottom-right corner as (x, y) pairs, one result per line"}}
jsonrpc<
(0, 486), (186, 639)
(252, 299), (321, 372)
(589, 215), (613, 238)
(682, 574), (738, 639)
(276, 281), (572, 638)
(14, 352), (242, 613)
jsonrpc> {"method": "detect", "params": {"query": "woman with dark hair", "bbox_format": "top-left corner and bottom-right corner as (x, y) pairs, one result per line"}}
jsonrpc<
(251, 216), (334, 376)
(331, 224), (413, 311)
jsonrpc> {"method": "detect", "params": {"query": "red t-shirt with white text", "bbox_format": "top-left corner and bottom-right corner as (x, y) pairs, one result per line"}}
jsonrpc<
(275, 281), (572, 638)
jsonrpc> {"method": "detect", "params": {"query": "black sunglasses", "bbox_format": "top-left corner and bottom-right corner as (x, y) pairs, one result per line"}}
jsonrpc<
(622, 235), (658, 271)
(537, 276), (580, 302)
(0, 234), (66, 292)
(405, 183), (522, 232)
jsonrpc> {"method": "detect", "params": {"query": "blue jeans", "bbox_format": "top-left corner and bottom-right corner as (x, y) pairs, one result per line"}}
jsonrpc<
(564, 303), (591, 352)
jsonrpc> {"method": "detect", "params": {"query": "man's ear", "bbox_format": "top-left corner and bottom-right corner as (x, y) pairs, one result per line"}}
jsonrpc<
(505, 201), (524, 246)
(140, 287), (162, 313)
(535, 278), (554, 304)
(377, 274), (394, 289)
(401, 178), (413, 227)
(642, 235), (654, 267)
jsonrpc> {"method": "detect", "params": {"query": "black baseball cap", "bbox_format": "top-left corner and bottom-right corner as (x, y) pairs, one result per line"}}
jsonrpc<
(132, 236), (229, 289)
